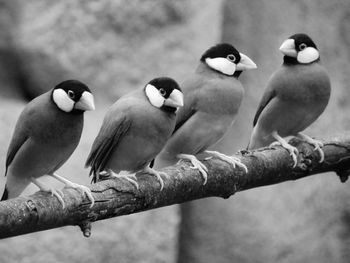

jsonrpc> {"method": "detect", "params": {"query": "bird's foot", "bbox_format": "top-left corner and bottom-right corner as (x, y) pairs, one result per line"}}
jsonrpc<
(108, 170), (139, 190)
(271, 131), (299, 168)
(47, 188), (65, 208)
(298, 133), (325, 163)
(141, 167), (167, 191)
(205, 150), (248, 173)
(64, 182), (95, 208)
(270, 140), (298, 167)
(50, 173), (95, 208)
(31, 178), (65, 208)
(177, 153), (208, 185)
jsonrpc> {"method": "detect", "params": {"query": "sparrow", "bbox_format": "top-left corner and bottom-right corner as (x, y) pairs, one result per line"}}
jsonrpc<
(1, 80), (96, 208)
(154, 43), (257, 184)
(248, 33), (331, 167)
(85, 77), (184, 190)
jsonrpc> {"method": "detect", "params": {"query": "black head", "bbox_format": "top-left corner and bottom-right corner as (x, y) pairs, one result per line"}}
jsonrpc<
(145, 77), (184, 113)
(52, 80), (95, 113)
(200, 43), (257, 77)
(280, 33), (320, 65)
(200, 43), (241, 64)
(148, 77), (182, 99)
(54, 80), (91, 103)
(289, 33), (318, 52)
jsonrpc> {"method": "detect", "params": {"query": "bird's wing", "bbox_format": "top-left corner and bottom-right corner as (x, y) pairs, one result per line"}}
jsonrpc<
(173, 98), (197, 134)
(162, 79), (239, 157)
(5, 108), (31, 177)
(172, 80), (199, 134)
(85, 114), (131, 182)
(5, 131), (29, 177)
(253, 88), (277, 127)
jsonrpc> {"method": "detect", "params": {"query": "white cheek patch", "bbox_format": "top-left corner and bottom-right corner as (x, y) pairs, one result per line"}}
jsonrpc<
(205, 57), (236, 75)
(145, 84), (165, 108)
(297, 47), (320, 64)
(52, 89), (74, 112)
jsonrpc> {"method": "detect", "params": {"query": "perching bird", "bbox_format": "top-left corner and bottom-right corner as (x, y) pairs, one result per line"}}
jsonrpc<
(153, 43), (257, 184)
(85, 77), (184, 190)
(1, 80), (95, 208)
(248, 33), (331, 166)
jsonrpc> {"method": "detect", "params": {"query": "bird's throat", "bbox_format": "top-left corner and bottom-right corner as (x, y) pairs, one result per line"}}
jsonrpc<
(161, 105), (177, 113)
(283, 56), (299, 65)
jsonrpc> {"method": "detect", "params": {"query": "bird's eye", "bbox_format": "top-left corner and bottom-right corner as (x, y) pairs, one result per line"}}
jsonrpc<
(159, 88), (166, 96)
(67, 90), (75, 99)
(227, 54), (236, 62)
(299, 43), (307, 50)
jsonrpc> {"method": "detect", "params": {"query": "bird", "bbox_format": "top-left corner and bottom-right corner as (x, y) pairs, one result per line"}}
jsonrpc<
(153, 43), (257, 184)
(248, 33), (331, 167)
(85, 77), (184, 191)
(1, 80), (96, 208)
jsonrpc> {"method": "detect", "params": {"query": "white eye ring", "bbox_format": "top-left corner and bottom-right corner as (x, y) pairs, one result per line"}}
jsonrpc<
(299, 43), (307, 51)
(67, 90), (75, 99)
(227, 54), (236, 62)
(159, 88), (166, 96)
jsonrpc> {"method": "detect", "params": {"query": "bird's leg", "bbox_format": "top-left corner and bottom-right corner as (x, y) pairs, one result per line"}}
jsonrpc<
(107, 170), (139, 190)
(50, 173), (95, 208)
(297, 133), (325, 163)
(177, 153), (208, 185)
(205, 150), (248, 173)
(270, 131), (299, 167)
(30, 177), (65, 208)
(140, 166), (167, 191)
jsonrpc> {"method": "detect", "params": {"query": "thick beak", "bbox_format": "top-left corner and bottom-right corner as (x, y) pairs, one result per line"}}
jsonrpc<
(279, 38), (297, 57)
(164, 89), (184, 108)
(75, 91), (95, 111)
(236, 53), (257, 71)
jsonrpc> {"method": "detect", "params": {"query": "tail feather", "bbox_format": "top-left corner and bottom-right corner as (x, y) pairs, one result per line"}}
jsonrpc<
(2, 176), (31, 199)
(149, 159), (155, 168)
(1, 186), (8, 201)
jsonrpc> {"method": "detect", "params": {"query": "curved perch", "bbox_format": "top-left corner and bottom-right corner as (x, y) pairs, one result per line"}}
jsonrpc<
(0, 134), (350, 239)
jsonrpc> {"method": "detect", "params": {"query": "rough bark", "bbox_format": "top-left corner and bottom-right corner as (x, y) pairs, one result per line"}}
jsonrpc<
(0, 135), (349, 240)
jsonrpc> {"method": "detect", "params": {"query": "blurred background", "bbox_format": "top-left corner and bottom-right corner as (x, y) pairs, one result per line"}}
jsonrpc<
(0, 0), (349, 262)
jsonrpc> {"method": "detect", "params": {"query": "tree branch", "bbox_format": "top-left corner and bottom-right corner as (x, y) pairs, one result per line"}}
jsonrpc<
(1, 134), (350, 239)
